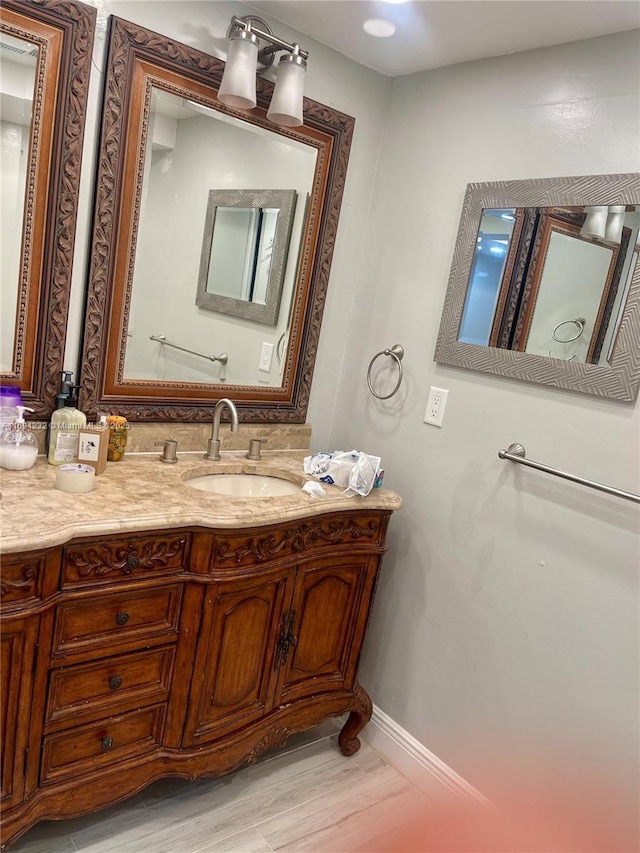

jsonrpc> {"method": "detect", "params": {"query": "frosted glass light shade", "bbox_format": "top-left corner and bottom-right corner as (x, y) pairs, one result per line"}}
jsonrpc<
(267, 57), (306, 127)
(605, 206), (625, 242)
(218, 36), (258, 110)
(579, 206), (608, 239)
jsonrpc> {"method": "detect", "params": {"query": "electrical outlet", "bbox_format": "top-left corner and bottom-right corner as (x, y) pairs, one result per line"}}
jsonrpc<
(424, 386), (449, 427)
(259, 342), (274, 373)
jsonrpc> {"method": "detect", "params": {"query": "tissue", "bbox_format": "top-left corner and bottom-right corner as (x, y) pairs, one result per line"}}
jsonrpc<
(303, 450), (382, 496)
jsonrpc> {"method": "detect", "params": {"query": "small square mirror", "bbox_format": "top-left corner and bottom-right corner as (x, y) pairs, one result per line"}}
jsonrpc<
(196, 189), (297, 326)
(434, 174), (640, 401)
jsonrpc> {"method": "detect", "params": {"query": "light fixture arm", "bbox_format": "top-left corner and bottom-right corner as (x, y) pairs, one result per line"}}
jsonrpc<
(228, 15), (309, 74)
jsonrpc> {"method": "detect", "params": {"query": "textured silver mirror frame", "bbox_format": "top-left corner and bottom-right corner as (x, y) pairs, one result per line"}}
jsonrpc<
(434, 173), (640, 402)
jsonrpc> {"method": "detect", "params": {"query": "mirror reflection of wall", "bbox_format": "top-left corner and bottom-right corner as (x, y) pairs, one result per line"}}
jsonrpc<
(458, 205), (639, 366)
(0, 32), (36, 372)
(206, 207), (279, 303)
(122, 89), (316, 388)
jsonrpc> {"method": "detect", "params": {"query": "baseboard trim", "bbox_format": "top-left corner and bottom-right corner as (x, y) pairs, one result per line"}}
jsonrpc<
(362, 705), (491, 805)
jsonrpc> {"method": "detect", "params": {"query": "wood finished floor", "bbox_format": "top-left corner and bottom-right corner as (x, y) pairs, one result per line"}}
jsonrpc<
(9, 723), (428, 853)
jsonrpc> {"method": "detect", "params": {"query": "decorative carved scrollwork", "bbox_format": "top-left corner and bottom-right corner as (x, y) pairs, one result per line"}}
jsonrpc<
(216, 518), (379, 565)
(1, 0), (96, 416)
(0, 565), (39, 597)
(245, 727), (292, 765)
(66, 537), (187, 579)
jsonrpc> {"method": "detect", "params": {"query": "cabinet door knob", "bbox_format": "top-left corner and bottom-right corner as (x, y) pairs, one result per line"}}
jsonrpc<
(126, 554), (140, 569)
(108, 675), (123, 690)
(115, 612), (129, 626)
(100, 736), (114, 751)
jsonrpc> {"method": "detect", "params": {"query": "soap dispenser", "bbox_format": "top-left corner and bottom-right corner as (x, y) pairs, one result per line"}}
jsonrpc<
(48, 386), (87, 465)
(0, 406), (38, 470)
(55, 370), (74, 409)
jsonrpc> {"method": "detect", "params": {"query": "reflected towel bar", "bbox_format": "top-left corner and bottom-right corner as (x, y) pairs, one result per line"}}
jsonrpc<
(150, 334), (228, 365)
(498, 443), (640, 504)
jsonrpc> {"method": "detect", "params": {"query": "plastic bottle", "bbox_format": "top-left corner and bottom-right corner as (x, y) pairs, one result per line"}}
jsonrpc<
(48, 386), (87, 466)
(0, 406), (38, 470)
(0, 385), (23, 431)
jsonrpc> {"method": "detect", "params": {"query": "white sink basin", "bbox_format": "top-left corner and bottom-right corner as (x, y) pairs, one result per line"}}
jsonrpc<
(186, 473), (300, 497)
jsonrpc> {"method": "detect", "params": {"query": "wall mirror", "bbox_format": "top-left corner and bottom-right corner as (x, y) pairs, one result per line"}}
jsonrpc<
(0, 0), (95, 417)
(195, 188), (297, 327)
(435, 175), (640, 401)
(80, 17), (354, 422)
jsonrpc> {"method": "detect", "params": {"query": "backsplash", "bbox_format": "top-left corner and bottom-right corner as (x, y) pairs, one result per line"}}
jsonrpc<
(33, 422), (311, 455)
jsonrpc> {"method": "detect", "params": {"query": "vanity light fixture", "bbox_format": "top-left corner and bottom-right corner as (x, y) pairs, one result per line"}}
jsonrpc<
(217, 15), (308, 127)
(579, 205), (608, 240)
(604, 206), (626, 242)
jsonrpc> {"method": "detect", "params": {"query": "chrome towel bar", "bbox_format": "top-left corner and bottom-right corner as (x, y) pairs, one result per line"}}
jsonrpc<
(498, 443), (640, 504)
(150, 334), (228, 365)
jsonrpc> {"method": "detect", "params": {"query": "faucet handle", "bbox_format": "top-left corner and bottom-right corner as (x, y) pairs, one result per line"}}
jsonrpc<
(156, 439), (178, 463)
(246, 439), (265, 461)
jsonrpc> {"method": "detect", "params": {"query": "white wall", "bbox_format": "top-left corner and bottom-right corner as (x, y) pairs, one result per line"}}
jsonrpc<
(326, 29), (640, 820)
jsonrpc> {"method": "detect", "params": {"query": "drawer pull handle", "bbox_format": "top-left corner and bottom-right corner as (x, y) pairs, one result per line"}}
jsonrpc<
(100, 736), (114, 751)
(126, 555), (140, 569)
(115, 612), (129, 626)
(108, 676), (123, 690)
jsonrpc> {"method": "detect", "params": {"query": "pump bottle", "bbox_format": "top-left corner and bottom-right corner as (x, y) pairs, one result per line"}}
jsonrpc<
(0, 406), (38, 470)
(48, 386), (87, 466)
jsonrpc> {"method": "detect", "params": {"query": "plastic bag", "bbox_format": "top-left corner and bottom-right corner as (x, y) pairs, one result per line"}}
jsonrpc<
(303, 450), (382, 497)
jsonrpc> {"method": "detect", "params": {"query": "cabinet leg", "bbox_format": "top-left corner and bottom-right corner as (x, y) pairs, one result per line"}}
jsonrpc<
(338, 684), (373, 756)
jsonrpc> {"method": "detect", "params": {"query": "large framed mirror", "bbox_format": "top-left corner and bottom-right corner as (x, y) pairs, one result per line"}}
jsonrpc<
(0, 0), (95, 417)
(435, 175), (640, 401)
(80, 17), (354, 422)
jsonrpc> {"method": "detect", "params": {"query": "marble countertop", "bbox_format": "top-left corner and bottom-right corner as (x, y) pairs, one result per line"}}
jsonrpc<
(0, 451), (402, 554)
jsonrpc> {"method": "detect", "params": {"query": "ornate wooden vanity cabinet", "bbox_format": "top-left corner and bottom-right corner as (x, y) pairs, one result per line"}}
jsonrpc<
(0, 510), (389, 848)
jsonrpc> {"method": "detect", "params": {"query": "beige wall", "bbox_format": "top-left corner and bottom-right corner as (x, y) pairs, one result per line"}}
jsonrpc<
(326, 29), (640, 815)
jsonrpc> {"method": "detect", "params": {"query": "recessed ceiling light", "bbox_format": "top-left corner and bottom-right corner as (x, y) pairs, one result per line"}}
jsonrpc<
(381, 0), (410, 3)
(363, 19), (396, 37)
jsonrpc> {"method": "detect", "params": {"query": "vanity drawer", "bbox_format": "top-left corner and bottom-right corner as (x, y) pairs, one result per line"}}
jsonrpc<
(51, 585), (183, 661)
(0, 551), (59, 611)
(211, 513), (388, 572)
(62, 532), (190, 588)
(41, 704), (167, 785)
(45, 646), (176, 729)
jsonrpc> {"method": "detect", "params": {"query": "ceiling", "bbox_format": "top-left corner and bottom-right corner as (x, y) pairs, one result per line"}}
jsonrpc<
(246, 1), (640, 77)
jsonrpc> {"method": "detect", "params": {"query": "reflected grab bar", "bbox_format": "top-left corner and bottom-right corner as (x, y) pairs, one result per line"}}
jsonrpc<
(498, 443), (640, 505)
(150, 334), (228, 366)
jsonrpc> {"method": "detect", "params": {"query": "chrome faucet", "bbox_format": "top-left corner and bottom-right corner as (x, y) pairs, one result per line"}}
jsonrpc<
(204, 398), (239, 461)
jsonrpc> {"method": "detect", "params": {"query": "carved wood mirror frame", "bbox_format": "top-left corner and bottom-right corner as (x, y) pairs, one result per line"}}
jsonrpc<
(0, 0), (95, 417)
(79, 17), (355, 423)
(434, 174), (640, 402)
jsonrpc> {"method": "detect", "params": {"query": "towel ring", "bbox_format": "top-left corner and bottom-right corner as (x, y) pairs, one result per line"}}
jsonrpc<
(367, 344), (404, 400)
(552, 317), (585, 343)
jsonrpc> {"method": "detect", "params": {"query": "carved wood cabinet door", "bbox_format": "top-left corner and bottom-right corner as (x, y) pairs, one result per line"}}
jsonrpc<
(275, 556), (372, 705)
(182, 567), (293, 746)
(0, 617), (39, 809)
